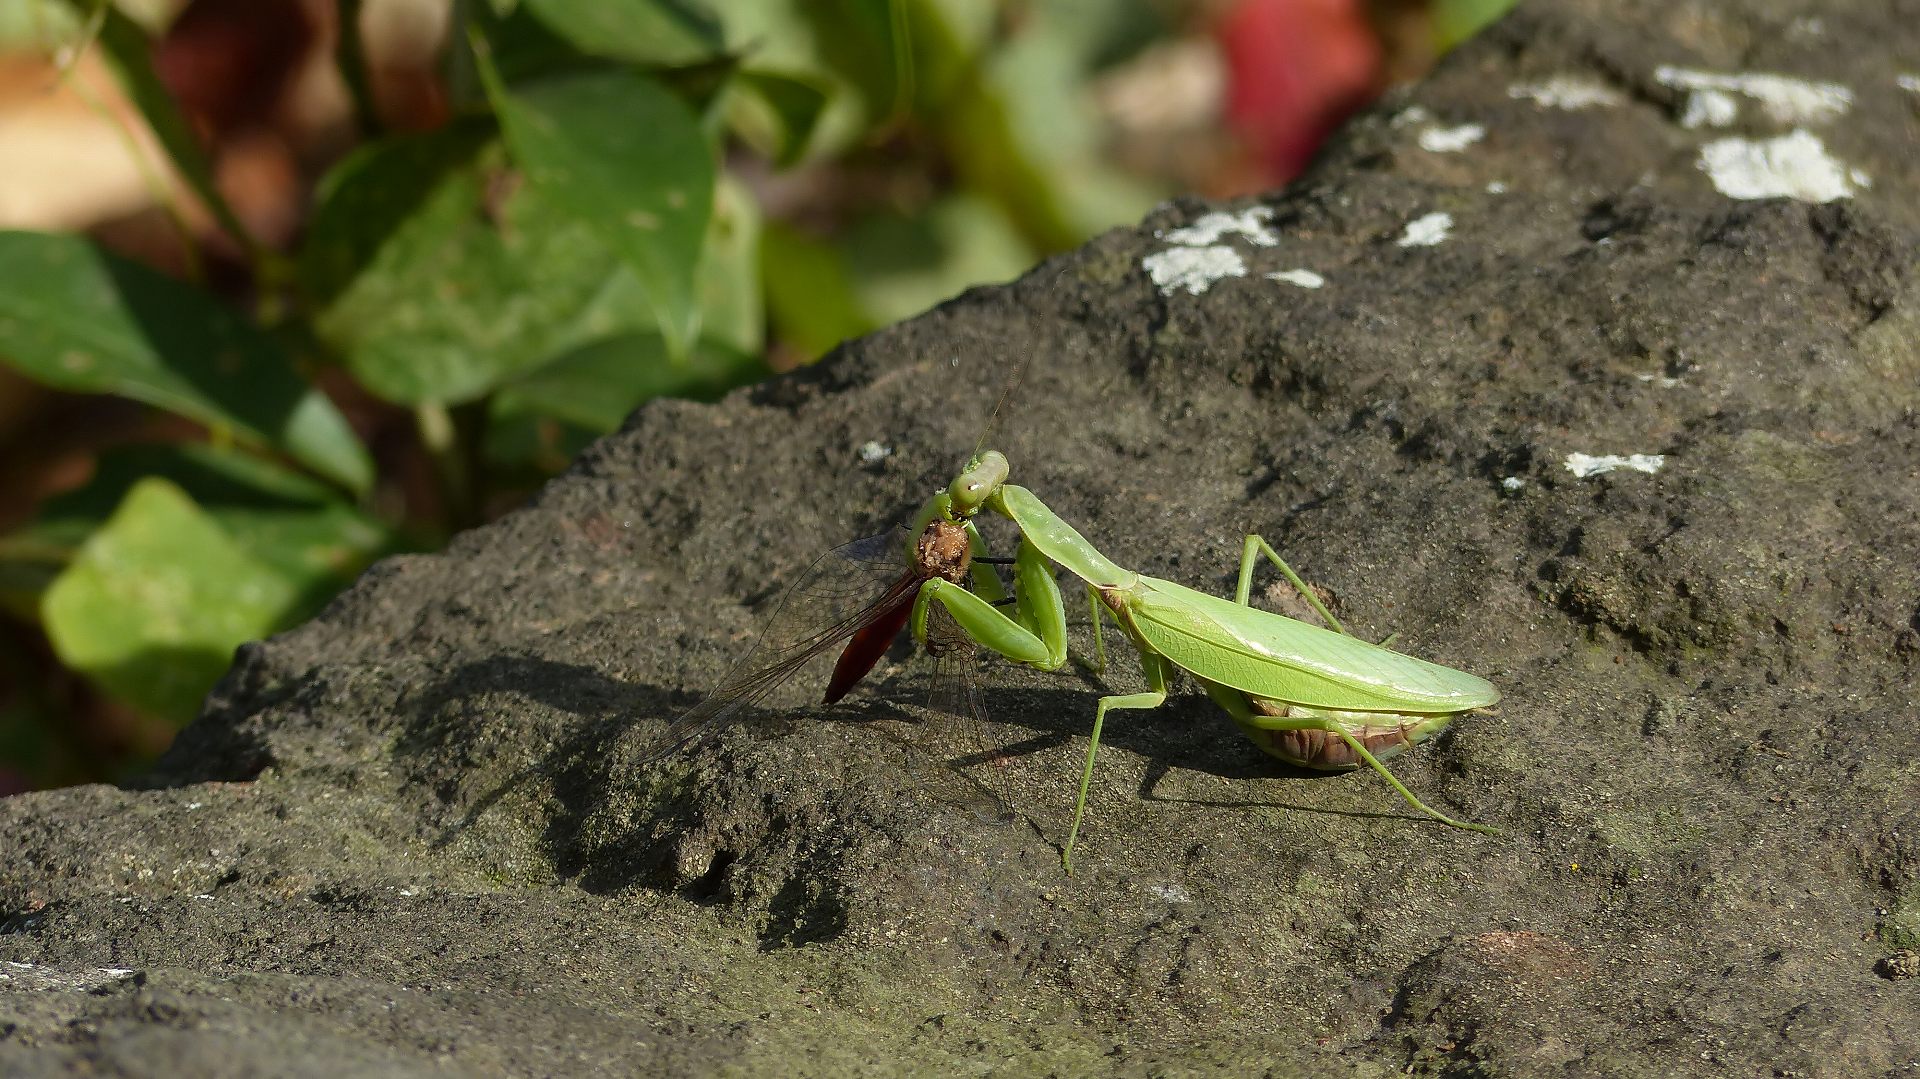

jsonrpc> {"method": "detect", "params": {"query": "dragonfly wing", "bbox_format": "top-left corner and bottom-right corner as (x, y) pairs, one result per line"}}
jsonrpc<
(914, 605), (1019, 825)
(636, 530), (916, 762)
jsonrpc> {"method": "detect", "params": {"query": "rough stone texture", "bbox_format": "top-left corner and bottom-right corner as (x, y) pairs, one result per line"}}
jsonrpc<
(6, 0), (1919, 1074)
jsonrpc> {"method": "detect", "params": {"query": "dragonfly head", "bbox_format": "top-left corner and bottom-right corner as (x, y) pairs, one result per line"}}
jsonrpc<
(915, 519), (973, 584)
(949, 450), (1009, 515)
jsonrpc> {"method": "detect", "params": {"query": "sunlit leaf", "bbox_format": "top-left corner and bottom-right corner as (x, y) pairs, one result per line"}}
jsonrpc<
(485, 65), (715, 360)
(42, 478), (300, 725)
(30, 444), (395, 613)
(1434, 0), (1520, 50)
(311, 138), (652, 405)
(0, 231), (373, 493)
(761, 222), (869, 360)
(302, 121), (494, 307)
(729, 69), (831, 165)
(495, 333), (763, 433)
(519, 0), (725, 67)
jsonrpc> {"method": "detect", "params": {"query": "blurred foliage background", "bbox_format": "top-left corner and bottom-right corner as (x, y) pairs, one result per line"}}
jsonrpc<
(0, 0), (1515, 793)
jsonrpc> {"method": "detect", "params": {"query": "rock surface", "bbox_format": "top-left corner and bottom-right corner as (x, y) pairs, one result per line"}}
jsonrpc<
(6, 0), (1919, 1074)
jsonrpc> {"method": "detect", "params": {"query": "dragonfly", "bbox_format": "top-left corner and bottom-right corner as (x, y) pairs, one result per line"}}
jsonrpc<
(633, 502), (1022, 801)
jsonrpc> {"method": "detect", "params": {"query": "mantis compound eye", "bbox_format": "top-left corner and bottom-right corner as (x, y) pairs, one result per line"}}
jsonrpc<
(948, 450), (1009, 513)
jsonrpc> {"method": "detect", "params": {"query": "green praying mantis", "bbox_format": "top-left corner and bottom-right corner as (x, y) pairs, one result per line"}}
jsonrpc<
(644, 450), (1501, 871)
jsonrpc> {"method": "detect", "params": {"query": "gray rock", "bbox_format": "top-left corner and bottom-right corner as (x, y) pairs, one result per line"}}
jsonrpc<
(6, 0), (1919, 1073)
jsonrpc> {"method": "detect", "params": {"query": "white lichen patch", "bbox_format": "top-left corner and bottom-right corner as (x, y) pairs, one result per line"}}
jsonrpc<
(1564, 452), (1666, 478)
(1486, 181), (1508, 194)
(1679, 88), (1739, 129)
(1654, 67), (1853, 126)
(1396, 212), (1453, 248)
(1508, 75), (1623, 110)
(1417, 123), (1486, 152)
(1637, 373), (1684, 388)
(0, 962), (139, 993)
(1266, 269), (1325, 289)
(857, 441), (892, 465)
(1146, 882), (1194, 904)
(1698, 130), (1867, 202)
(1160, 206), (1278, 247)
(1143, 245), (1246, 295)
(1391, 105), (1432, 127)
(1501, 476), (1527, 492)
(1899, 75), (1920, 93)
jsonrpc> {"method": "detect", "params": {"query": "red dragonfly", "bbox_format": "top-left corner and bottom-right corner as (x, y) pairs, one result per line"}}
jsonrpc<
(635, 519), (1009, 774)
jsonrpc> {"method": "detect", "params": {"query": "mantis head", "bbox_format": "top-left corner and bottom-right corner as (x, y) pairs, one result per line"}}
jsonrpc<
(949, 451), (1009, 516)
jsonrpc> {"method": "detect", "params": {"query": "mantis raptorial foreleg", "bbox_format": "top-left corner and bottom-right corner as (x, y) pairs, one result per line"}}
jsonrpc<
(910, 537), (1068, 671)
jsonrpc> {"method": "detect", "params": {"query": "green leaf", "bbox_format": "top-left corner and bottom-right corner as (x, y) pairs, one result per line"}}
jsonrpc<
(840, 195), (1035, 326)
(0, 231), (374, 493)
(31, 444), (395, 612)
(729, 69), (831, 166)
(41, 478), (301, 724)
(302, 122), (494, 307)
(699, 173), (763, 356)
(310, 138), (658, 405)
(761, 221), (869, 360)
(495, 333), (763, 432)
(519, 0), (725, 67)
(484, 65), (716, 360)
(797, 0), (908, 124)
(61, 1), (256, 251)
(1433, 0), (1520, 50)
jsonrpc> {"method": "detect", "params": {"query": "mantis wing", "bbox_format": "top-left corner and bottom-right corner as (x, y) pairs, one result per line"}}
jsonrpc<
(636, 531), (918, 762)
(1127, 576), (1498, 713)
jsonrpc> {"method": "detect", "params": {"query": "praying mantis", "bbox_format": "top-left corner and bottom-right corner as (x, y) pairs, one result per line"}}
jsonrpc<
(645, 449), (1501, 871)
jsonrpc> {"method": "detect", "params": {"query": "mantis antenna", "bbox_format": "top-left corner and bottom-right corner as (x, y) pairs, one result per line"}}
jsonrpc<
(970, 350), (1030, 465)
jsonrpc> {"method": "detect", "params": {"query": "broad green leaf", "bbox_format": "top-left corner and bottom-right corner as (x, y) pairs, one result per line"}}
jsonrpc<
(494, 333), (763, 433)
(59, 1), (255, 251)
(311, 137), (661, 406)
(519, 0), (725, 67)
(0, 1), (78, 48)
(42, 478), (300, 724)
(0, 231), (373, 493)
(1434, 0), (1519, 50)
(761, 221), (868, 359)
(841, 195), (1034, 326)
(699, 174), (763, 356)
(29, 444), (394, 612)
(729, 69), (831, 166)
(796, 0), (907, 123)
(302, 122), (493, 306)
(485, 66), (715, 360)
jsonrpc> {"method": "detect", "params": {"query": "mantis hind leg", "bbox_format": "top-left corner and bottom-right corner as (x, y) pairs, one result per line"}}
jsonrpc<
(1237, 535), (1398, 646)
(1236, 534), (1348, 634)
(1205, 680), (1496, 835)
(1063, 652), (1174, 874)
(1324, 722), (1498, 835)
